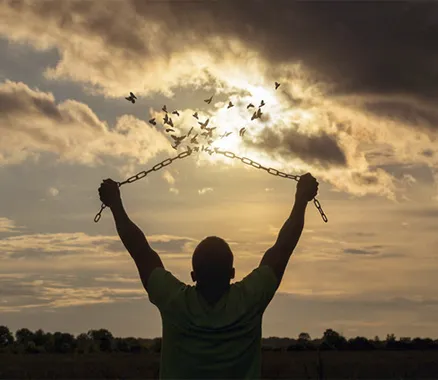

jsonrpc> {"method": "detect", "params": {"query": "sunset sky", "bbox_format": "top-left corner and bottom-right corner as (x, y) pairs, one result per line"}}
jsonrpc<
(1, 0), (438, 341)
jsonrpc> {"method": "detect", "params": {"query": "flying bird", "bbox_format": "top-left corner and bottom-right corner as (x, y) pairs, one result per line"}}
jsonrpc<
(162, 105), (168, 113)
(259, 100), (265, 107)
(227, 101), (234, 109)
(192, 146), (200, 152)
(220, 131), (232, 138)
(204, 95), (213, 104)
(171, 144), (178, 150)
(275, 82), (280, 90)
(207, 139), (214, 145)
(198, 118), (210, 129)
(172, 110), (180, 116)
(165, 128), (175, 133)
(163, 114), (169, 124)
(171, 135), (187, 144)
(239, 127), (246, 137)
(187, 127), (194, 137)
(256, 108), (263, 118)
(251, 111), (257, 121)
(167, 118), (174, 128)
(193, 112), (199, 119)
(204, 127), (216, 138)
(148, 118), (156, 126)
(190, 134), (199, 144)
(247, 103), (254, 109)
(125, 92), (136, 103)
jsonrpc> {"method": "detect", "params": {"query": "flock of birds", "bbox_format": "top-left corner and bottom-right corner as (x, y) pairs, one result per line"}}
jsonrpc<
(125, 82), (281, 151)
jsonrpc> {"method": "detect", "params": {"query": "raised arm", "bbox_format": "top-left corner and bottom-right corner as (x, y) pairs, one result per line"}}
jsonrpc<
(98, 179), (163, 291)
(260, 173), (318, 285)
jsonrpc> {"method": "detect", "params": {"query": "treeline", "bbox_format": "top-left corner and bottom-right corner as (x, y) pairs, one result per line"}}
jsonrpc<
(1, 326), (437, 354)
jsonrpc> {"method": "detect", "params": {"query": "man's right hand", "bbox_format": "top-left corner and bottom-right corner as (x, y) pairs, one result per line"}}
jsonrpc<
(295, 173), (319, 202)
(98, 179), (122, 208)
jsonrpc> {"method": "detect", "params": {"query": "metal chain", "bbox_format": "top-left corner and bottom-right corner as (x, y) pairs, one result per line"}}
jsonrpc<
(93, 148), (193, 222)
(94, 146), (328, 223)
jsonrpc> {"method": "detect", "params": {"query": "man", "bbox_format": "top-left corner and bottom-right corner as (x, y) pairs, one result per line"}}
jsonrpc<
(98, 173), (318, 379)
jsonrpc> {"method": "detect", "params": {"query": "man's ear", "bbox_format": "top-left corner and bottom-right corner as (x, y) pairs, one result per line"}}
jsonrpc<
(231, 267), (235, 280)
(191, 271), (196, 283)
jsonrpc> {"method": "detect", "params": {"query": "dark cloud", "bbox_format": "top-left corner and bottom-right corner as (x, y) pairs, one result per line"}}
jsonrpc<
(4, 1), (437, 99)
(129, 1), (438, 98)
(344, 245), (384, 255)
(422, 149), (434, 158)
(358, 97), (438, 132)
(247, 126), (347, 168)
(400, 208), (438, 218)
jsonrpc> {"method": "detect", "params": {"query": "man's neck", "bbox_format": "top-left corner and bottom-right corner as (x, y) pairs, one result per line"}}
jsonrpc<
(196, 283), (230, 306)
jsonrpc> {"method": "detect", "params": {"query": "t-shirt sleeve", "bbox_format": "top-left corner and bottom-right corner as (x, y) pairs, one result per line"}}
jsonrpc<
(235, 265), (279, 314)
(147, 267), (186, 310)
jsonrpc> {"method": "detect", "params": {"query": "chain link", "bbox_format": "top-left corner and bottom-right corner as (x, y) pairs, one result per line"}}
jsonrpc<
(94, 146), (328, 223)
(94, 148), (193, 222)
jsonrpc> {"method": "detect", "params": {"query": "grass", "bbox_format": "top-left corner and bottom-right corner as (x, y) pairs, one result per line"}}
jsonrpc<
(0, 351), (437, 379)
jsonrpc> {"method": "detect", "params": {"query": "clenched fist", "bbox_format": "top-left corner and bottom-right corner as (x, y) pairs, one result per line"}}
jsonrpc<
(295, 173), (319, 202)
(98, 179), (121, 208)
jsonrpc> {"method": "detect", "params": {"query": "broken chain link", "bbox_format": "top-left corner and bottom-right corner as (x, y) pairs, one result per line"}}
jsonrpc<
(94, 146), (328, 223)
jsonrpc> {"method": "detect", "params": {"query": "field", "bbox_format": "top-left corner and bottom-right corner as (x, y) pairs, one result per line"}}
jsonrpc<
(1, 351), (438, 379)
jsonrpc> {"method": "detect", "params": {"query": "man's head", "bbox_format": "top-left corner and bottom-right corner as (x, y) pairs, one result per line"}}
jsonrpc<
(191, 236), (235, 287)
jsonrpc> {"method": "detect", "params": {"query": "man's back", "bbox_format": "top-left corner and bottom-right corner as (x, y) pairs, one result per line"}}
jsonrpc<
(147, 265), (279, 379)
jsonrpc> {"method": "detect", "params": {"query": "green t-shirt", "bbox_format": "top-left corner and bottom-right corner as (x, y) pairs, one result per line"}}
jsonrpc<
(147, 265), (279, 379)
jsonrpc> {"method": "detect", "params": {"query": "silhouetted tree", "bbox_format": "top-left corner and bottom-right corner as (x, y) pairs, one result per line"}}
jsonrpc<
(0, 325), (14, 347)
(53, 332), (75, 353)
(15, 328), (34, 345)
(87, 329), (113, 352)
(348, 336), (375, 350)
(322, 329), (347, 350)
(412, 337), (435, 350)
(33, 329), (47, 347)
(298, 332), (311, 341)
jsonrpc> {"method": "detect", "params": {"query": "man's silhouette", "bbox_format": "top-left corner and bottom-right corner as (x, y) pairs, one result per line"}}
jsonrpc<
(98, 173), (318, 379)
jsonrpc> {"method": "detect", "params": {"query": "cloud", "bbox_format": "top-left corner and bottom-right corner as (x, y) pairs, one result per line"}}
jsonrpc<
(162, 170), (175, 185)
(48, 187), (59, 197)
(343, 247), (380, 255)
(0, 217), (22, 233)
(198, 187), (213, 195)
(0, 273), (146, 312)
(0, 232), (197, 260)
(169, 187), (179, 195)
(1, 1), (436, 99)
(246, 125), (347, 168)
(1, 1), (438, 199)
(0, 80), (173, 166)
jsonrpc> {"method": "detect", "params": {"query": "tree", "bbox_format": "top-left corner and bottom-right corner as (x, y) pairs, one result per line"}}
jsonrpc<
(53, 332), (75, 353)
(87, 329), (114, 352)
(33, 329), (49, 347)
(0, 326), (14, 347)
(15, 328), (34, 345)
(298, 332), (311, 341)
(322, 329), (347, 350)
(348, 337), (375, 350)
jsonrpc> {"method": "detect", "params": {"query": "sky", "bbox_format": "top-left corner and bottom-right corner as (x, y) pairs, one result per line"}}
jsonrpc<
(0, 0), (438, 341)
